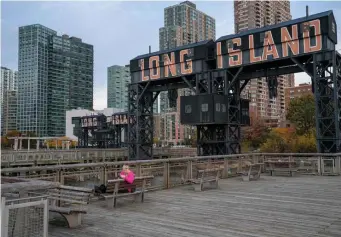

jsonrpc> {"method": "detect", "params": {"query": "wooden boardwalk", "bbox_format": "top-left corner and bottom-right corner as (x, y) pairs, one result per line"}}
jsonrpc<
(49, 175), (341, 237)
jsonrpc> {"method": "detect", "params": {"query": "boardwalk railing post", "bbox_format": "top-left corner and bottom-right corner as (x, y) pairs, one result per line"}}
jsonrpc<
(237, 156), (242, 173)
(187, 160), (193, 180)
(164, 162), (170, 189)
(223, 157), (229, 178)
(252, 154), (257, 164)
(2, 197), (8, 237)
(318, 156), (322, 175)
(55, 169), (64, 184)
(336, 155), (341, 175)
(100, 165), (107, 184)
(135, 163), (142, 177)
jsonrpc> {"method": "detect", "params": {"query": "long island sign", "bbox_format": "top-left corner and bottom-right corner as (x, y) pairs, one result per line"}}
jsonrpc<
(130, 10), (337, 83)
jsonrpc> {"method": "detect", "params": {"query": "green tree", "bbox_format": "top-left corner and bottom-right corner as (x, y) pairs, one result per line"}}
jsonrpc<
(286, 94), (315, 135)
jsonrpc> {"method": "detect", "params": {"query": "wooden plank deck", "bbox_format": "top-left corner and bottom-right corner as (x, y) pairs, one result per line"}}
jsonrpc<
(49, 175), (341, 237)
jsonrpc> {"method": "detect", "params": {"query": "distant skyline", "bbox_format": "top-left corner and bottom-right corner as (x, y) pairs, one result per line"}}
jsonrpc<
(2, 1), (341, 110)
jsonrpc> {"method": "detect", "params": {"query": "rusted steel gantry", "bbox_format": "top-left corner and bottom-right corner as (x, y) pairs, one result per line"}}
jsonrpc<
(128, 10), (340, 160)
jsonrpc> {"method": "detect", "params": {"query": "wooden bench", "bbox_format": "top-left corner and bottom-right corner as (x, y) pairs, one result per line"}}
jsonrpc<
(48, 185), (93, 228)
(189, 168), (223, 191)
(238, 163), (263, 181)
(102, 176), (154, 208)
(265, 161), (298, 177)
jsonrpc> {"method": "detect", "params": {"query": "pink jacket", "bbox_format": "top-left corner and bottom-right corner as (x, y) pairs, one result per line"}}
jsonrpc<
(120, 170), (135, 184)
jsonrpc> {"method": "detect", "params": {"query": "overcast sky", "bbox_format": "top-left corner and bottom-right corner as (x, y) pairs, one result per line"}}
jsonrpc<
(2, 1), (341, 110)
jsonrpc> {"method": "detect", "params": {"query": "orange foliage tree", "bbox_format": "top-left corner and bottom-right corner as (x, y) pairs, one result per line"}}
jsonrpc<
(46, 137), (77, 148)
(242, 117), (270, 151)
(1, 130), (21, 149)
(260, 127), (317, 153)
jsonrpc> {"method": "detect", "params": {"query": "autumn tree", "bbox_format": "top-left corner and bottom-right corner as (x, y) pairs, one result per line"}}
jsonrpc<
(260, 128), (294, 153)
(243, 118), (270, 150)
(1, 136), (9, 149)
(291, 130), (317, 153)
(286, 94), (315, 135)
(260, 127), (317, 153)
(3, 130), (21, 149)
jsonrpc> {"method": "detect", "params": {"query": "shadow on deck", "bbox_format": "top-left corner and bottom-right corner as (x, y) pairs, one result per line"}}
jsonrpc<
(49, 175), (341, 237)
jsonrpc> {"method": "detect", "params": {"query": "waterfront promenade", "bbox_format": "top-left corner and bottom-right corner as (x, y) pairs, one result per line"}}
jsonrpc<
(49, 175), (341, 237)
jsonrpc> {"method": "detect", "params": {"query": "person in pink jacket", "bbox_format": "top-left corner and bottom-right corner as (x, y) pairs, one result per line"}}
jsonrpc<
(120, 165), (135, 192)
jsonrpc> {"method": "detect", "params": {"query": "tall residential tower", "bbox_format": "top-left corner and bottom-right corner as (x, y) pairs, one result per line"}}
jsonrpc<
(159, 1), (216, 51)
(18, 24), (93, 137)
(158, 1), (216, 144)
(234, 0), (294, 126)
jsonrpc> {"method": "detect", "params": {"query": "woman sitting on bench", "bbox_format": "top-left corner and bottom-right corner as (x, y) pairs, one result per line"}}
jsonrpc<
(119, 165), (135, 193)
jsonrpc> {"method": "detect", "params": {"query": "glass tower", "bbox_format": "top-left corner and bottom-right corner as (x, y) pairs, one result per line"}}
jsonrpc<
(107, 65), (158, 113)
(18, 24), (93, 137)
(48, 35), (93, 136)
(107, 65), (130, 110)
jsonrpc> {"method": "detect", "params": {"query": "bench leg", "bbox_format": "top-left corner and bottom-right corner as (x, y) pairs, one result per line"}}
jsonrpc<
(208, 180), (219, 189)
(106, 198), (112, 208)
(141, 192), (144, 202)
(252, 173), (261, 181)
(113, 197), (117, 208)
(242, 175), (250, 182)
(134, 192), (144, 203)
(193, 183), (203, 191)
(63, 213), (82, 228)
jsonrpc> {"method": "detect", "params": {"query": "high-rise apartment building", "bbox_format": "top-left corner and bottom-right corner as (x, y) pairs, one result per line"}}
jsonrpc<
(107, 65), (130, 110)
(158, 1), (216, 144)
(159, 1), (215, 51)
(1, 67), (18, 135)
(234, 0), (294, 125)
(18, 24), (93, 137)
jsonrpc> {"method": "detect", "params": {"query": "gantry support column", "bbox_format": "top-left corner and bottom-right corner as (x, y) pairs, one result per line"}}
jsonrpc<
(128, 83), (154, 160)
(313, 51), (341, 152)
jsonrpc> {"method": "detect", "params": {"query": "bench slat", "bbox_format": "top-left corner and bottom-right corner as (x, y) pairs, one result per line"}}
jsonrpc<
(59, 185), (93, 193)
(48, 193), (90, 202)
(48, 196), (88, 205)
(49, 206), (87, 214)
(49, 189), (91, 198)
(107, 176), (154, 184)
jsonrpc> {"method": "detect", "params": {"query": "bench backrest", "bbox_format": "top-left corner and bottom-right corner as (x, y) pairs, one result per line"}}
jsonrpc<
(106, 176), (154, 193)
(48, 185), (93, 207)
(197, 168), (223, 180)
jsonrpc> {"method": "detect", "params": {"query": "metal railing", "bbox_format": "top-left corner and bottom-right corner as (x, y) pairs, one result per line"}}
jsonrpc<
(2, 153), (340, 190)
(1, 147), (197, 166)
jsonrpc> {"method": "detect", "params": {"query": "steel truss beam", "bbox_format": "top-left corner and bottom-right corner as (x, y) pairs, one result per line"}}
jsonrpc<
(128, 83), (154, 160)
(313, 51), (341, 152)
(196, 68), (242, 156)
(128, 51), (341, 159)
(292, 51), (341, 152)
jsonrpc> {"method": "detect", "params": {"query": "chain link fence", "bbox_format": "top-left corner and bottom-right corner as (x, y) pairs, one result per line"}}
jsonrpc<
(1, 193), (48, 237)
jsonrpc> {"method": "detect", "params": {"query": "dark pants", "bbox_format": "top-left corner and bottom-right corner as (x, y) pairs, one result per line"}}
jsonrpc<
(118, 181), (136, 193)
